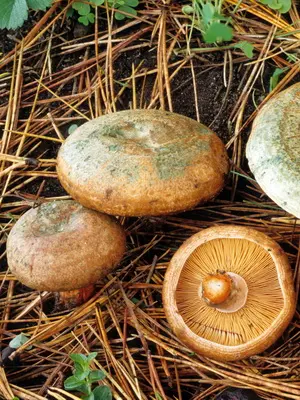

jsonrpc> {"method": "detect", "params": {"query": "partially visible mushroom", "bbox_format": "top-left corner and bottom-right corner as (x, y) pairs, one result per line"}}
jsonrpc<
(57, 109), (229, 216)
(7, 200), (126, 308)
(163, 225), (296, 361)
(246, 83), (300, 217)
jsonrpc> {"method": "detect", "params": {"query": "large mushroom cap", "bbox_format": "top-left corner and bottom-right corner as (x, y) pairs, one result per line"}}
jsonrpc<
(163, 225), (296, 361)
(246, 83), (300, 217)
(7, 200), (126, 292)
(57, 110), (229, 216)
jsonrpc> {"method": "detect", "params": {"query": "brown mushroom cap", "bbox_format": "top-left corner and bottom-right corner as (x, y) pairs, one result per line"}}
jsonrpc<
(56, 110), (229, 216)
(163, 225), (296, 361)
(6, 200), (126, 292)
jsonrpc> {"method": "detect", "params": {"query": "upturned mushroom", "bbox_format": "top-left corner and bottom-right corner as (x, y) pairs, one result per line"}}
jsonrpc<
(246, 83), (300, 218)
(163, 225), (296, 361)
(6, 200), (126, 308)
(57, 109), (229, 216)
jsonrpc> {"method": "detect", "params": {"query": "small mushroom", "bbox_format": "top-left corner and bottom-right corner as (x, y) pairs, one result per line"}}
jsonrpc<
(246, 83), (300, 217)
(163, 225), (296, 361)
(57, 110), (229, 216)
(6, 200), (126, 308)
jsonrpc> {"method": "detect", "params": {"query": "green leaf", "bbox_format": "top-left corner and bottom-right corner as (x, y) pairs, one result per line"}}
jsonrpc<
(66, 7), (75, 17)
(259, 0), (291, 13)
(83, 394), (94, 400)
(64, 376), (86, 391)
(9, 333), (31, 349)
(234, 41), (254, 58)
(93, 386), (112, 400)
(201, 3), (215, 27)
(90, 0), (105, 4)
(87, 352), (98, 363)
(87, 13), (95, 23)
(125, 0), (139, 6)
(78, 14), (92, 25)
(203, 22), (233, 43)
(0, 0), (28, 30)
(74, 364), (90, 380)
(182, 5), (194, 15)
(89, 370), (106, 383)
(73, 2), (90, 15)
(269, 67), (286, 92)
(277, 0), (291, 13)
(115, 5), (137, 20)
(27, 0), (52, 11)
(70, 353), (88, 365)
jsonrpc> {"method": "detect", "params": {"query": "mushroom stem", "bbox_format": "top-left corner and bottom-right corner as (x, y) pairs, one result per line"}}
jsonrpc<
(199, 272), (248, 313)
(57, 284), (95, 308)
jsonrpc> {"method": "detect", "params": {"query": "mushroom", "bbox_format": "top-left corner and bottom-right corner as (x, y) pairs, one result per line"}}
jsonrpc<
(163, 225), (296, 361)
(246, 83), (300, 218)
(6, 200), (126, 308)
(57, 109), (229, 216)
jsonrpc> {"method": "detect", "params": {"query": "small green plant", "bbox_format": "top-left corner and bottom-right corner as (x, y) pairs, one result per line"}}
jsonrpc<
(64, 352), (112, 400)
(183, 0), (233, 43)
(68, 0), (139, 26)
(0, 0), (53, 30)
(182, 0), (254, 58)
(269, 67), (288, 92)
(259, 0), (291, 13)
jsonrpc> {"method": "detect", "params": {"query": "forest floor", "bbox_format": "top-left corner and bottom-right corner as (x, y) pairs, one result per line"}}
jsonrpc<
(0, 1), (300, 399)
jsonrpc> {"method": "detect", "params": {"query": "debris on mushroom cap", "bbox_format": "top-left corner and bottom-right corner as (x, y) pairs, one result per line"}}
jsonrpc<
(6, 200), (126, 292)
(162, 225), (296, 361)
(56, 109), (229, 216)
(246, 83), (300, 218)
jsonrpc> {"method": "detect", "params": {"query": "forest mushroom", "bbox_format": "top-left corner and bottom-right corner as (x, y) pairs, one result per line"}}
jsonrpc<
(163, 225), (296, 361)
(6, 200), (126, 308)
(246, 82), (300, 217)
(57, 109), (229, 216)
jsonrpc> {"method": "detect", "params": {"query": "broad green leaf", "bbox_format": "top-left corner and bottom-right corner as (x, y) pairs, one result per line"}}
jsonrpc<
(269, 67), (286, 92)
(78, 15), (89, 25)
(89, 370), (106, 383)
(9, 333), (31, 349)
(203, 22), (233, 43)
(73, 2), (90, 15)
(70, 353), (88, 365)
(182, 5), (194, 14)
(27, 0), (52, 11)
(234, 41), (254, 58)
(74, 364), (90, 380)
(87, 13), (95, 23)
(90, 0), (105, 5)
(93, 386), (112, 400)
(64, 375), (86, 391)
(115, 5), (137, 20)
(259, 0), (291, 13)
(278, 0), (291, 13)
(66, 7), (75, 17)
(86, 352), (98, 363)
(0, 0), (28, 30)
(201, 3), (215, 27)
(83, 394), (94, 400)
(125, 0), (139, 6)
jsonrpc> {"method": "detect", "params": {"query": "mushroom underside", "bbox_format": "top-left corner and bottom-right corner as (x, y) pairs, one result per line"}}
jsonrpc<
(176, 238), (285, 347)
